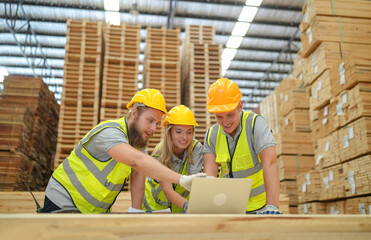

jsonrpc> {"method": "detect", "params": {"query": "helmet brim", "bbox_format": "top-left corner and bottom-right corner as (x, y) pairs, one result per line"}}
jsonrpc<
(207, 101), (240, 113)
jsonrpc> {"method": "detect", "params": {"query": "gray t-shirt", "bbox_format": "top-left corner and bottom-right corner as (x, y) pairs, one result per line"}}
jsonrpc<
(160, 140), (203, 175)
(45, 127), (144, 209)
(203, 113), (276, 156)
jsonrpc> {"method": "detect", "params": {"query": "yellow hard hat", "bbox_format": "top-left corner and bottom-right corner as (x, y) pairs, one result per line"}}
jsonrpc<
(207, 78), (242, 113)
(162, 105), (198, 127)
(127, 89), (167, 113)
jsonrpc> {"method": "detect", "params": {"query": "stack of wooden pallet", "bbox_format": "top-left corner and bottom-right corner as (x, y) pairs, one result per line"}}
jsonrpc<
(54, 19), (103, 168)
(100, 24), (140, 121)
(143, 26), (181, 153)
(181, 25), (221, 143)
(291, 0), (371, 214)
(0, 76), (59, 191)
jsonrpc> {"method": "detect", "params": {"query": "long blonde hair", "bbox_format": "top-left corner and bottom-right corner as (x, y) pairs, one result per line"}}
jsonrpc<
(152, 124), (195, 171)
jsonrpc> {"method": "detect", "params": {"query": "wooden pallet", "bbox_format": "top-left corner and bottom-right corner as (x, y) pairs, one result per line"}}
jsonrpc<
(100, 23), (140, 121)
(55, 20), (103, 168)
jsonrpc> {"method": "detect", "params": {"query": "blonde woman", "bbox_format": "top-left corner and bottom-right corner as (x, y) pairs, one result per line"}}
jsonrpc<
(142, 105), (203, 213)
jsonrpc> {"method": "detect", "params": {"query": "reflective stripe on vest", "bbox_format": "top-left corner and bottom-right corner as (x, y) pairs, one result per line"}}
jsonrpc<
(53, 118), (132, 213)
(142, 140), (198, 213)
(207, 112), (266, 211)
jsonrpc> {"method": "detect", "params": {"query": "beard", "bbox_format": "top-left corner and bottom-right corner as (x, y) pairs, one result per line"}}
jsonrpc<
(128, 119), (149, 149)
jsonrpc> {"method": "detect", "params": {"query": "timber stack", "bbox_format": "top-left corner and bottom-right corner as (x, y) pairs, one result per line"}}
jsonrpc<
(0, 76), (59, 191)
(262, 0), (371, 214)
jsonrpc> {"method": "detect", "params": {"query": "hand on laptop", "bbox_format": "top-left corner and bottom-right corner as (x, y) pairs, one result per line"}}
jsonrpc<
(256, 205), (282, 214)
(179, 173), (207, 191)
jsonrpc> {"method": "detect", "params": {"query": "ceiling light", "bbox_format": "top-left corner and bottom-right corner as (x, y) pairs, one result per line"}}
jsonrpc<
(245, 0), (263, 7)
(226, 36), (243, 48)
(232, 22), (250, 36)
(222, 69), (227, 76)
(104, 0), (119, 11)
(222, 59), (232, 70)
(221, 48), (237, 61)
(238, 6), (258, 22)
(0, 67), (8, 82)
(105, 11), (120, 25)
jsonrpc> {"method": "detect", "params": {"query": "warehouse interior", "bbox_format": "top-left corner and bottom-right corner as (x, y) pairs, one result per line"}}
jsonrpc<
(0, 0), (371, 234)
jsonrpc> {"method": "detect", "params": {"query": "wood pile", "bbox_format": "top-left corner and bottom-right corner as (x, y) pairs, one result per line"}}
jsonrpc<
(143, 26), (181, 153)
(0, 76), (59, 191)
(54, 19), (103, 168)
(296, 0), (371, 214)
(100, 24), (140, 121)
(260, 78), (315, 214)
(181, 25), (221, 144)
(261, 0), (371, 214)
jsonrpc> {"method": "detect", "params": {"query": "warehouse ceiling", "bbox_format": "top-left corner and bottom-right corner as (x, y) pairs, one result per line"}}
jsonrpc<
(0, 0), (305, 110)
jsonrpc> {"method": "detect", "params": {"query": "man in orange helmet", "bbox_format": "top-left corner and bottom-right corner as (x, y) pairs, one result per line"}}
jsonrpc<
(43, 89), (206, 213)
(204, 78), (281, 214)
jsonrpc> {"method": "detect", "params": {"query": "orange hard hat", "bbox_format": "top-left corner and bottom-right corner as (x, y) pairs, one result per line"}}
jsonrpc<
(207, 78), (242, 113)
(127, 89), (167, 113)
(162, 105), (198, 127)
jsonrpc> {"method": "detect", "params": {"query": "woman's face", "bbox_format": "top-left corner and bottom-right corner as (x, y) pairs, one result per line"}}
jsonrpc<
(170, 125), (194, 154)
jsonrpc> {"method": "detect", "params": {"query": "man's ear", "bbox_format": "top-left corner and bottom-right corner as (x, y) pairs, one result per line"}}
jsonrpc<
(237, 100), (243, 111)
(131, 107), (138, 117)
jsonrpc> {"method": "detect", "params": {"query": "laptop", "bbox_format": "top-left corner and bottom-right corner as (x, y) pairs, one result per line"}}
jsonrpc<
(187, 177), (252, 214)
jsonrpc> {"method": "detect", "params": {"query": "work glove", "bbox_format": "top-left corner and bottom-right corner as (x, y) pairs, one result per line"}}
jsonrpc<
(179, 173), (207, 191)
(183, 200), (189, 213)
(256, 205), (282, 214)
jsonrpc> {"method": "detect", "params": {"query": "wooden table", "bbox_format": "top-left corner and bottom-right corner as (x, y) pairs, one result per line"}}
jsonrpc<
(0, 214), (370, 239)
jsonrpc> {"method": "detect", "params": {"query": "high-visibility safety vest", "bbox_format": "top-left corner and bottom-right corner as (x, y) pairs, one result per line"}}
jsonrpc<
(207, 111), (266, 211)
(142, 140), (198, 213)
(53, 117), (133, 213)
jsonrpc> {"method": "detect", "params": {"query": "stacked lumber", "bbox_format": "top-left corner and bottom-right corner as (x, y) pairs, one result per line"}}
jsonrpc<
(326, 200), (346, 215)
(0, 76), (59, 191)
(345, 196), (371, 214)
(260, 77), (315, 214)
(291, 0), (371, 214)
(343, 155), (371, 198)
(143, 26), (181, 153)
(297, 170), (321, 203)
(300, 16), (371, 57)
(181, 25), (221, 143)
(55, 19), (103, 168)
(298, 202), (326, 214)
(100, 24), (140, 121)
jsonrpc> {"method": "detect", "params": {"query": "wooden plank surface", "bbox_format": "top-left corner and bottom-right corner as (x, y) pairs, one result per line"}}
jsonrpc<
(0, 214), (370, 240)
